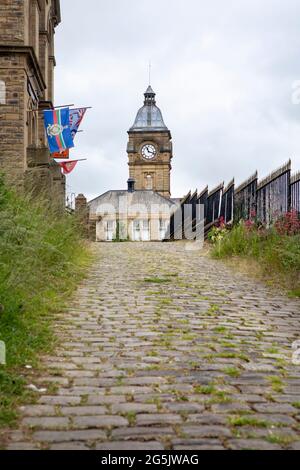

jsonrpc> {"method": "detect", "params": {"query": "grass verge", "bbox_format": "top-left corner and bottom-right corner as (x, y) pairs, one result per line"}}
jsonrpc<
(209, 221), (300, 296)
(0, 175), (91, 431)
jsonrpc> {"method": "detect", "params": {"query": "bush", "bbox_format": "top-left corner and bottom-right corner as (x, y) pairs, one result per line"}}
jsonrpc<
(0, 175), (91, 427)
(209, 218), (300, 294)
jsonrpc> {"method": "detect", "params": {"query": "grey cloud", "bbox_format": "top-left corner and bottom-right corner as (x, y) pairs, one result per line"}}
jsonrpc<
(55, 0), (300, 200)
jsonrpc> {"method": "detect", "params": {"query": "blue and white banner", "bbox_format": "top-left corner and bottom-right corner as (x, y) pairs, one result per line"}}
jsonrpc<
(69, 108), (87, 139)
(43, 108), (74, 154)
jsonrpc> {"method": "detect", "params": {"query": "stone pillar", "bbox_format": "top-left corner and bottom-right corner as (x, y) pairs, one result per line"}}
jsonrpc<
(25, 147), (66, 210)
(75, 194), (89, 238)
(50, 160), (66, 212)
(75, 193), (87, 213)
(25, 146), (53, 200)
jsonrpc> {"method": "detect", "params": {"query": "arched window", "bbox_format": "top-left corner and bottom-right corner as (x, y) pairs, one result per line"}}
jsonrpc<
(146, 174), (153, 190)
(27, 98), (37, 146)
(0, 80), (6, 104)
(32, 113), (37, 146)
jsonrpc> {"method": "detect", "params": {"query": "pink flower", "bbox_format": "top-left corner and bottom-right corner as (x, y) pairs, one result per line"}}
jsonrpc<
(245, 219), (255, 230)
(217, 216), (225, 228)
(274, 210), (300, 236)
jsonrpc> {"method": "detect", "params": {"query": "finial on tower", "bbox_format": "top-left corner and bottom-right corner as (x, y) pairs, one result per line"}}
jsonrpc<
(148, 60), (151, 85)
(144, 84), (156, 105)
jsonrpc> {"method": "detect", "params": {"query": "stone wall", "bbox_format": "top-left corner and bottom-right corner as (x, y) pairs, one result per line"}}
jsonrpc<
(0, 0), (65, 206)
(0, 53), (26, 187)
(0, 0), (25, 44)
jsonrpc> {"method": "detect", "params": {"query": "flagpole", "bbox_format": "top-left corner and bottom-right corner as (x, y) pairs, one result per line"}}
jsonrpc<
(53, 104), (75, 109)
(55, 158), (87, 162)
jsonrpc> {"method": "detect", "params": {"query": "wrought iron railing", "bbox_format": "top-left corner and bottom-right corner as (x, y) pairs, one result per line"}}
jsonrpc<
(165, 160), (299, 241)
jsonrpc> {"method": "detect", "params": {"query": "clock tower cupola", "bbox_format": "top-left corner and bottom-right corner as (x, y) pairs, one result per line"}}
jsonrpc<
(127, 86), (173, 198)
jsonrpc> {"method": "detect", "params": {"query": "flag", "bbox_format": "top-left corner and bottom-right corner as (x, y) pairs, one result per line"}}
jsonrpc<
(52, 149), (70, 159)
(43, 108), (74, 154)
(58, 160), (78, 175)
(69, 108), (87, 139)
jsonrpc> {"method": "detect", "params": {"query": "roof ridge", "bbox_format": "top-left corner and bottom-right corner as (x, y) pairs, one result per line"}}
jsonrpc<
(88, 189), (175, 205)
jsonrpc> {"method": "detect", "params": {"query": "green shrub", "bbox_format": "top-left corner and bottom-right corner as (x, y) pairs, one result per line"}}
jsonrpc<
(0, 175), (91, 427)
(209, 220), (300, 293)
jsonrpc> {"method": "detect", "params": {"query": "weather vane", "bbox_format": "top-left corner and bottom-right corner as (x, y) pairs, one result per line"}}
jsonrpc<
(149, 61), (151, 85)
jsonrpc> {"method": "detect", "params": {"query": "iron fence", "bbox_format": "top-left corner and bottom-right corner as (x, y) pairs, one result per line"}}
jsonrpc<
(256, 161), (291, 226)
(234, 172), (257, 223)
(221, 179), (234, 224)
(165, 160), (299, 241)
(291, 171), (300, 213)
(206, 183), (223, 225)
(197, 186), (208, 221)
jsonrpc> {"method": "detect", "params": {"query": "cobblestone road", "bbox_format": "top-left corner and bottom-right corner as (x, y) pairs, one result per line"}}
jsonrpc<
(5, 242), (300, 450)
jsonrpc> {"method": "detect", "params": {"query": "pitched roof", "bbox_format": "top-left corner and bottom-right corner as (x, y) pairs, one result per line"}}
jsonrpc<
(89, 190), (175, 215)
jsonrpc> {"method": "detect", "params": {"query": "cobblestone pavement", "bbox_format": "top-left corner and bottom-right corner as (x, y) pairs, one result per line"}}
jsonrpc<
(5, 242), (300, 450)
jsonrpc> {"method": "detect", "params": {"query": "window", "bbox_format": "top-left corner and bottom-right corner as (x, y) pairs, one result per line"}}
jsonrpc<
(159, 219), (167, 240)
(105, 220), (116, 241)
(133, 219), (150, 241)
(0, 80), (6, 104)
(142, 220), (150, 241)
(145, 173), (154, 190)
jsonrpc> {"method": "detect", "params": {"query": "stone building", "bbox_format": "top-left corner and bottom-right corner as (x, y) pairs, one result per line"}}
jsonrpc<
(88, 182), (176, 242)
(0, 0), (65, 205)
(84, 86), (178, 242)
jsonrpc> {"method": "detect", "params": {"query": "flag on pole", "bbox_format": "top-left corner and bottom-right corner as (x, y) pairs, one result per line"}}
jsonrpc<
(58, 160), (79, 175)
(69, 108), (87, 139)
(43, 108), (74, 154)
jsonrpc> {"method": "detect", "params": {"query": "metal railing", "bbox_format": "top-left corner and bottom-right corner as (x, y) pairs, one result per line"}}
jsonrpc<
(165, 160), (299, 241)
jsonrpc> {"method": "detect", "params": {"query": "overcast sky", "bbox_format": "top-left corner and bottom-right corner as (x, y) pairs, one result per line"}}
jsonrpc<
(55, 0), (300, 201)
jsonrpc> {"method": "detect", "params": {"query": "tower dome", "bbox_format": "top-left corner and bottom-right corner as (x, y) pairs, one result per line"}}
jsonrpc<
(130, 86), (168, 132)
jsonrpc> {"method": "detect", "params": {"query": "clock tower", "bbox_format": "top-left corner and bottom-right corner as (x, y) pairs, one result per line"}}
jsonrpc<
(127, 86), (173, 198)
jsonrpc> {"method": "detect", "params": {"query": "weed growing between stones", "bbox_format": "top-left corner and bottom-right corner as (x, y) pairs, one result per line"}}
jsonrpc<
(228, 415), (270, 428)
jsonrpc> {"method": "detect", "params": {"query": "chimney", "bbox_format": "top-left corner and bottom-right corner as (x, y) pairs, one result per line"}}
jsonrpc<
(127, 178), (135, 193)
(75, 193), (87, 212)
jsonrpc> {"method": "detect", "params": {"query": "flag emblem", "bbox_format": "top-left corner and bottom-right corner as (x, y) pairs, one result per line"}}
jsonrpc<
(58, 160), (78, 175)
(47, 123), (66, 137)
(43, 108), (74, 154)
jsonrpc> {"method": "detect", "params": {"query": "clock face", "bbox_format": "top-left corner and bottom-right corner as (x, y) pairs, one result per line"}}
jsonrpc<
(141, 144), (157, 160)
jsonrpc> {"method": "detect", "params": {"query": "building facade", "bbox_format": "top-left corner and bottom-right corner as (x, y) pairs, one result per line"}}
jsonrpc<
(87, 184), (176, 242)
(0, 0), (65, 205)
(127, 86), (173, 199)
(82, 86), (178, 242)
